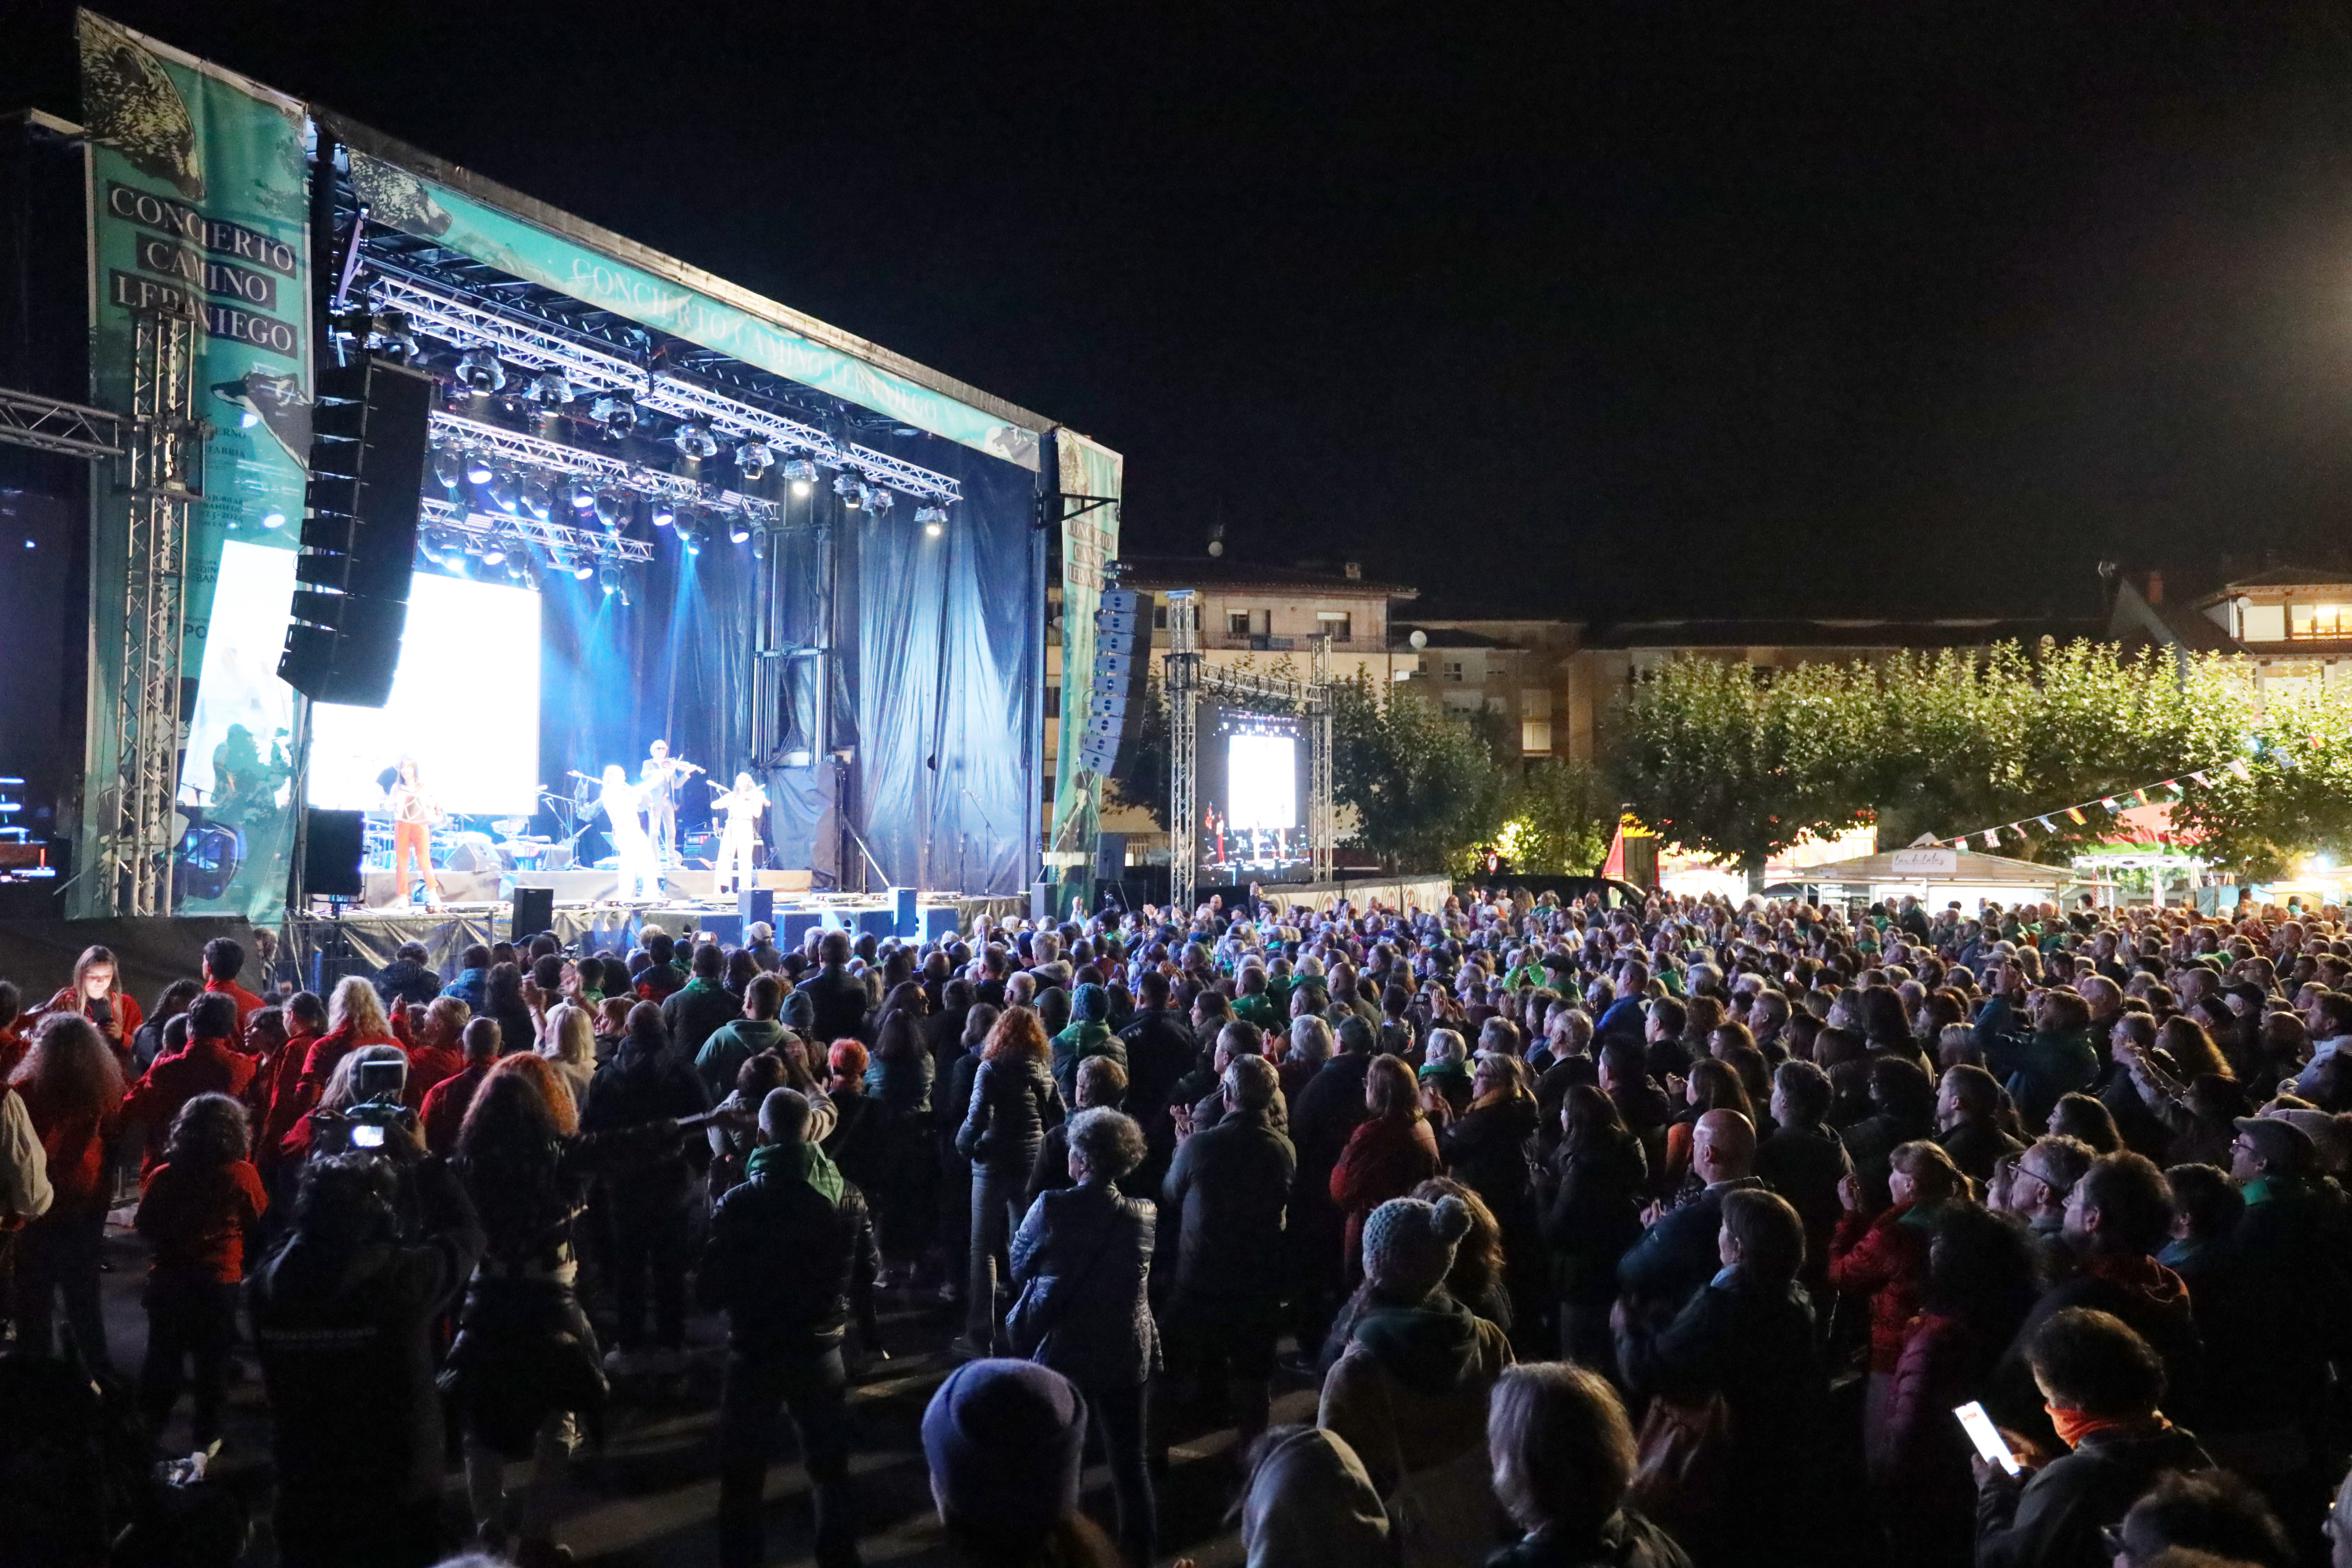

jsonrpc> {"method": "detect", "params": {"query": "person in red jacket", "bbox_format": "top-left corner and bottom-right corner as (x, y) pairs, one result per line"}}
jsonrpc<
(402, 997), (472, 1111)
(288, 977), (400, 1130)
(254, 991), (327, 1171)
(6, 1012), (125, 1365)
(199, 936), (268, 1035)
(135, 1091), (267, 1447)
(34, 944), (143, 1072)
(1829, 1138), (1969, 1476)
(1328, 1054), (1441, 1284)
(121, 992), (258, 1176)
(421, 1018), (502, 1156)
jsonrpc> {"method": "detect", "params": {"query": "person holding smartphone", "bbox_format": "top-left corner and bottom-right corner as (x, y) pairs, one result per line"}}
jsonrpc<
(33, 945), (142, 1069)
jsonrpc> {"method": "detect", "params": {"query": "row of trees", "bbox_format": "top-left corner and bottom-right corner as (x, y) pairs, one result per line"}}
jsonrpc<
(1107, 640), (2352, 883)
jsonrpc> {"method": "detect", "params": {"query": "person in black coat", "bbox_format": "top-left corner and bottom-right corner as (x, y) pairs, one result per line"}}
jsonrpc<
(582, 1002), (710, 1367)
(1615, 1109), (1761, 1319)
(1486, 1361), (1692, 1568)
(700, 1088), (878, 1568)
(1754, 1060), (1852, 1299)
(800, 932), (872, 1045)
(953, 1007), (1064, 1355)
(1545, 1084), (1647, 1368)
(1438, 1053), (1547, 1348)
(1614, 1188), (1831, 1568)
(372, 942), (443, 1013)
(1937, 1063), (2025, 1183)
(1160, 1055), (1295, 1441)
(1973, 1307), (2214, 1568)
(1117, 971), (1199, 1188)
(1288, 1013), (1378, 1349)
(248, 1139), (486, 1568)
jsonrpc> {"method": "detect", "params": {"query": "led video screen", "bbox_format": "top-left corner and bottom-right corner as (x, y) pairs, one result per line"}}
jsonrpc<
(1194, 704), (1311, 883)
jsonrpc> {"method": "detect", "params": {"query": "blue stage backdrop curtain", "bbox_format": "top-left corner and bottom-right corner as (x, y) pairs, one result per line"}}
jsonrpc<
(536, 435), (1038, 897)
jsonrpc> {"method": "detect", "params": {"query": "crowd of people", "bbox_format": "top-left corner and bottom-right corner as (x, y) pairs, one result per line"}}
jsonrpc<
(4, 885), (2352, 1568)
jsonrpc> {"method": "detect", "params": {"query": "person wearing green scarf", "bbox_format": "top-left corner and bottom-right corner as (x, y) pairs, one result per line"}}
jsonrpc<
(699, 1086), (879, 1568)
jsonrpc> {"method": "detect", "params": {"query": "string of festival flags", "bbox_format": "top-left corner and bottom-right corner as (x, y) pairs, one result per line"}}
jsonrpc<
(1933, 737), (2327, 852)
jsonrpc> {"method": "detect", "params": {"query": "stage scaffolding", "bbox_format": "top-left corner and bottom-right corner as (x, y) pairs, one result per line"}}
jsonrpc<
(1164, 590), (1336, 913)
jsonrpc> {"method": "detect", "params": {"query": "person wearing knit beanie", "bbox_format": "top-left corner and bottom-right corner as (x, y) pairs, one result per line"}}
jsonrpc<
(1361, 1193), (1474, 1304)
(923, 1358), (1104, 1559)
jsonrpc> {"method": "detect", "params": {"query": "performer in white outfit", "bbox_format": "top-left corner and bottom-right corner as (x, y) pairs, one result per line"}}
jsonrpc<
(598, 764), (662, 902)
(711, 771), (770, 895)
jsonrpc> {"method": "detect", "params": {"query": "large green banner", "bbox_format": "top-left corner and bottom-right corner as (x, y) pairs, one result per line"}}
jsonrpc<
(1047, 430), (1122, 915)
(77, 11), (313, 918)
(343, 146), (1039, 472)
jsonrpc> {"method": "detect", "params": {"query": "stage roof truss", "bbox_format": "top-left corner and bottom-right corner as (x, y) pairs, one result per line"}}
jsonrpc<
(418, 496), (657, 563)
(370, 271), (963, 504)
(429, 410), (785, 529)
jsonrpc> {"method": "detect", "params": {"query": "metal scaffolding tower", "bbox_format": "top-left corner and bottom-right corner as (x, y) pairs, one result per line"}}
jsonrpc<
(106, 306), (206, 915)
(1166, 591), (1200, 913)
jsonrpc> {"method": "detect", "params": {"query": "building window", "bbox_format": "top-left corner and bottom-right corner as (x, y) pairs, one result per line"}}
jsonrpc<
(1227, 612), (1251, 637)
(1316, 610), (1353, 643)
(1045, 683), (1061, 711)
(1442, 659), (1465, 682)
(1521, 719), (1552, 754)
(1152, 604), (1168, 629)
(2287, 601), (2349, 640)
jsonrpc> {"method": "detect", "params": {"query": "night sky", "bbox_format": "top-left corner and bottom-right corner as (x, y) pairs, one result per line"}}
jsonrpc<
(17, 1), (2352, 617)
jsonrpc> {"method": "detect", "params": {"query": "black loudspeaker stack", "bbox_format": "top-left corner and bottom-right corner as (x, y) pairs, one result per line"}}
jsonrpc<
(1076, 586), (1149, 781)
(278, 356), (435, 707)
(511, 885), (556, 938)
(302, 809), (365, 899)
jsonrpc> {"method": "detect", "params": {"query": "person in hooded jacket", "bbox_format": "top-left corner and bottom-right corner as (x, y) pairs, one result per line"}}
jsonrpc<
(581, 1001), (710, 1370)
(1215, 1425), (1397, 1568)
(1318, 1192), (1514, 1568)
(663, 941), (742, 1068)
(1973, 1307), (2215, 1568)
(373, 941), (443, 1013)
(1484, 1361), (1690, 1568)
(695, 974), (791, 1105)
(1050, 981), (1123, 1101)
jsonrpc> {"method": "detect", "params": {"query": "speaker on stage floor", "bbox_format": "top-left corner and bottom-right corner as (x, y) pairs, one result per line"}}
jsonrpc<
(781, 911), (822, 950)
(511, 885), (554, 938)
(1032, 879), (1054, 922)
(894, 886), (918, 937)
(303, 810), (365, 900)
(922, 905), (960, 943)
(695, 913), (744, 946)
(739, 887), (775, 929)
(855, 907), (896, 940)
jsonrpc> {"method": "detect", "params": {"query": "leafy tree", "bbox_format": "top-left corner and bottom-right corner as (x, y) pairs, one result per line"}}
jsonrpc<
(1331, 674), (1515, 871)
(2174, 686), (2352, 880)
(1499, 758), (1614, 875)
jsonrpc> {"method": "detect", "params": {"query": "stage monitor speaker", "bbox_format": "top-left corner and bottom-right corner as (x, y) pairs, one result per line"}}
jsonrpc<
(855, 906), (896, 940)
(279, 356), (434, 707)
(303, 809), (365, 899)
(511, 885), (555, 938)
(781, 911), (823, 950)
(694, 913), (744, 947)
(1032, 879), (1054, 922)
(894, 886), (918, 936)
(922, 905), (960, 943)
(739, 888), (775, 929)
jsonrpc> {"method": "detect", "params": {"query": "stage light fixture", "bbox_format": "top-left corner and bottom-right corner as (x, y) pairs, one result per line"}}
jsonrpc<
(684, 515), (708, 555)
(573, 559), (596, 582)
(650, 495), (678, 530)
(735, 440), (773, 479)
(728, 515), (752, 544)
(591, 393), (639, 437)
(599, 565), (620, 596)
(489, 469), (521, 512)
(783, 457), (817, 496)
(672, 422), (719, 460)
(456, 346), (506, 393)
(594, 488), (626, 528)
(918, 504), (947, 538)
(505, 555), (529, 582)
(751, 530), (769, 561)
(373, 310), (421, 362)
(464, 448), (495, 485)
(533, 369), (576, 405)
(433, 447), (463, 489)
(867, 487), (895, 515)
(834, 474), (867, 510)
(563, 476), (596, 513)
(481, 537), (508, 567)
(522, 478), (553, 520)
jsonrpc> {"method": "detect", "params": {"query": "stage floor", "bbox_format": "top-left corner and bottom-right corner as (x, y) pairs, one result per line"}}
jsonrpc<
(288, 890), (1027, 977)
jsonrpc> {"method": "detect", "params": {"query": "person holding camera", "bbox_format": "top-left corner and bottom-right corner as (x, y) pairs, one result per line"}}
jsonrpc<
(247, 1108), (485, 1568)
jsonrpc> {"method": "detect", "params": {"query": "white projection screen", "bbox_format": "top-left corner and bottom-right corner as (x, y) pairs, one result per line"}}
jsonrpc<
(184, 540), (543, 819)
(1226, 732), (1300, 830)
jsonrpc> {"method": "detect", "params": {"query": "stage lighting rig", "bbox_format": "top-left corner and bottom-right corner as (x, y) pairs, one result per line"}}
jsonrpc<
(572, 558), (596, 581)
(736, 440), (773, 479)
(650, 495), (678, 530)
(456, 346), (506, 394)
(522, 477), (554, 520)
(867, 487), (895, 515)
(480, 536), (508, 566)
(433, 446), (464, 490)
(464, 448), (495, 485)
(488, 469), (521, 512)
(683, 514), (708, 555)
(594, 488), (626, 528)
(834, 474), (867, 510)
(783, 457), (817, 497)
(562, 476), (596, 513)
(917, 504), (948, 537)
(728, 515), (752, 544)
(672, 422), (719, 460)
(600, 564), (620, 596)
(533, 369), (576, 406)
(590, 392), (639, 437)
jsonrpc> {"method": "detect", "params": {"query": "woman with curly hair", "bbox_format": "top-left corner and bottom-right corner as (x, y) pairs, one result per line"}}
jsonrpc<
(134, 1091), (265, 1445)
(954, 1005), (1065, 1355)
(8, 1013), (125, 1363)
